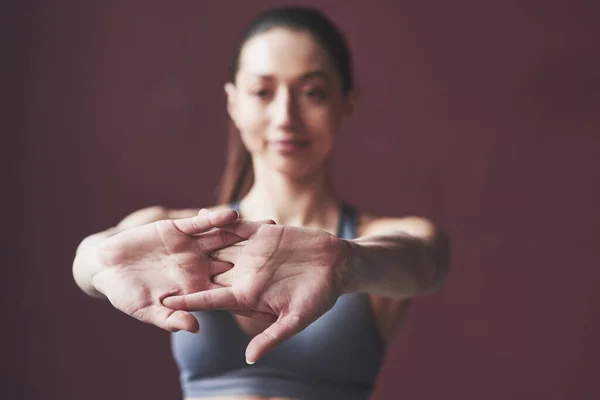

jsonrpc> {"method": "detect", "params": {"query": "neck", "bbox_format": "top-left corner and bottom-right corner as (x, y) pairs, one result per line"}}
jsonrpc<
(240, 161), (340, 230)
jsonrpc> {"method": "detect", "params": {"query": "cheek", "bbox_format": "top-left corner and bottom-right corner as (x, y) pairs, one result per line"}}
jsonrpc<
(235, 99), (268, 153)
(305, 108), (339, 153)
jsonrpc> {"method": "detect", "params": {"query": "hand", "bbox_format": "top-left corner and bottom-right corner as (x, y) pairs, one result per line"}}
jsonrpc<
(92, 209), (269, 333)
(163, 223), (352, 363)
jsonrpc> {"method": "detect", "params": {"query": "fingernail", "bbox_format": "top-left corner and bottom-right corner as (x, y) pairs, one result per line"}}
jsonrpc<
(246, 359), (255, 365)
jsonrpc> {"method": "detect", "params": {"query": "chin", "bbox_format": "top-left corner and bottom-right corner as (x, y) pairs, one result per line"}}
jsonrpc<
(270, 157), (325, 181)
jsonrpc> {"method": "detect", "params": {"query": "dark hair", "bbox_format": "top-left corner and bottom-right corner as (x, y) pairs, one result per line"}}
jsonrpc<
(217, 6), (354, 204)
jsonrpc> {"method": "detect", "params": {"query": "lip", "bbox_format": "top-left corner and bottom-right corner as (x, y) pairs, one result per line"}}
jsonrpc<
(268, 139), (310, 154)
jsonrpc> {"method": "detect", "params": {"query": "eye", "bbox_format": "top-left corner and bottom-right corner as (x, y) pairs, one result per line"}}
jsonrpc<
(303, 88), (326, 100)
(252, 89), (272, 99)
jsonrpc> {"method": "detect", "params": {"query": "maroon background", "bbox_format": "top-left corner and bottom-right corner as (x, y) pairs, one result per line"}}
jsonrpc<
(4, 0), (599, 399)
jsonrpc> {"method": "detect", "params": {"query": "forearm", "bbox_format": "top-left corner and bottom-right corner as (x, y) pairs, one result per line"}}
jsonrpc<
(343, 230), (450, 299)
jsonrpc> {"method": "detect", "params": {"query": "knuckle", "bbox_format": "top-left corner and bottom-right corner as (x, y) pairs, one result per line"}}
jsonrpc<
(263, 330), (282, 346)
(203, 293), (214, 310)
(190, 217), (204, 233)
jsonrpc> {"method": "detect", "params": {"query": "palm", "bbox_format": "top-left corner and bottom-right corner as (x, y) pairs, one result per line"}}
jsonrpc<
(232, 226), (342, 316)
(164, 224), (351, 361)
(91, 209), (268, 332)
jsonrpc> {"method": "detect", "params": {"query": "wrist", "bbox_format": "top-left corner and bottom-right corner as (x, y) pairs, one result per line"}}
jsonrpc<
(338, 239), (368, 295)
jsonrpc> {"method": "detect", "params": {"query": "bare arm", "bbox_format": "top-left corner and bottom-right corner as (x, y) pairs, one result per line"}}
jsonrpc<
(344, 216), (450, 299)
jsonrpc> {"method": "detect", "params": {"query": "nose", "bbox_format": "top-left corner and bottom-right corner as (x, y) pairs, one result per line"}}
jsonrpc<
(269, 88), (298, 131)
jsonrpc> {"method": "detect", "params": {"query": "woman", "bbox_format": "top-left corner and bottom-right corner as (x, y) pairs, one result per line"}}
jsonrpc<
(73, 6), (449, 400)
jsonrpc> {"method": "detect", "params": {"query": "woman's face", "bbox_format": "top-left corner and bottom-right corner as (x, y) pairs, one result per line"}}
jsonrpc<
(225, 28), (353, 179)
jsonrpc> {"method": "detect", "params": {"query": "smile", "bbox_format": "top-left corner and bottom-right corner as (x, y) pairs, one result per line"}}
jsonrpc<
(268, 139), (311, 154)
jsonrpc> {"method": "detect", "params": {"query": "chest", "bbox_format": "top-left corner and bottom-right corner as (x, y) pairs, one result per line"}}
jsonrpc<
(234, 296), (410, 342)
(172, 293), (385, 384)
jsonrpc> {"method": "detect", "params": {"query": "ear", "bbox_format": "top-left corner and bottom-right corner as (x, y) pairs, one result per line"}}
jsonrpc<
(224, 82), (237, 122)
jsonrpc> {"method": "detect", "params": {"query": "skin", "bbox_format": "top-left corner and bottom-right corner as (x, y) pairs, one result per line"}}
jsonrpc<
(72, 27), (449, 400)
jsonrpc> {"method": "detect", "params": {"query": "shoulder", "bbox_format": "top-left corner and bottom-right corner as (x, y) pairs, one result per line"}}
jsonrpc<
(116, 203), (234, 229)
(357, 212), (437, 240)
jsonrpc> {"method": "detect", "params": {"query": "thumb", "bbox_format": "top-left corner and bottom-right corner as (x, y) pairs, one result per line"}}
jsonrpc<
(139, 305), (200, 333)
(245, 314), (307, 364)
(164, 310), (200, 333)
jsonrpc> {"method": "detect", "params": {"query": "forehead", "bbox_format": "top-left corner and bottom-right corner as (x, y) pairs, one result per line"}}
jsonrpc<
(237, 28), (335, 80)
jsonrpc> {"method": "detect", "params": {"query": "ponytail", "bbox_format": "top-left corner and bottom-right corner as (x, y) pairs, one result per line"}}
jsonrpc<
(217, 124), (253, 204)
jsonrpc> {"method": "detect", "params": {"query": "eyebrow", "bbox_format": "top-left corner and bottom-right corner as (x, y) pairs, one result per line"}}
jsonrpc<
(249, 70), (332, 82)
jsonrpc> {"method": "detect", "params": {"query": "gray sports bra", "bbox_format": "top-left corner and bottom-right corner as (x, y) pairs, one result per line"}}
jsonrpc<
(171, 202), (385, 399)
